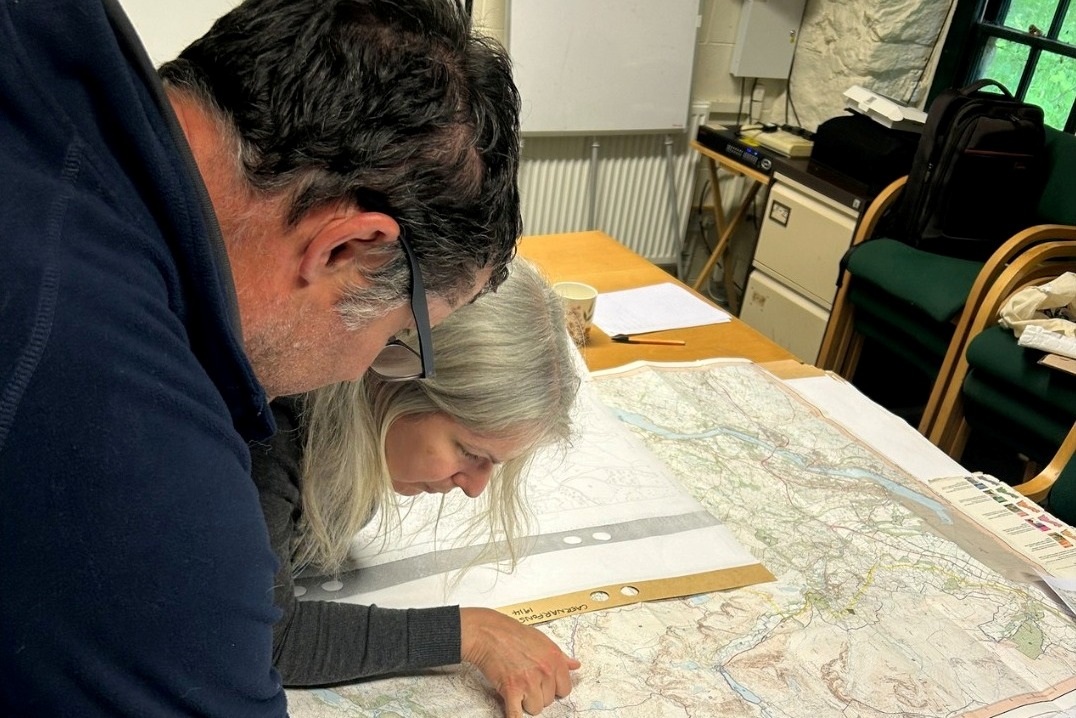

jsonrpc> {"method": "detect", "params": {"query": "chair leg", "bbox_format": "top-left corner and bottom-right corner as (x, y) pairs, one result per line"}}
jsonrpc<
(947, 420), (970, 462)
(817, 271), (856, 374)
(919, 316), (967, 437)
(928, 371), (966, 457)
(840, 333), (864, 379)
(1014, 421), (1076, 502)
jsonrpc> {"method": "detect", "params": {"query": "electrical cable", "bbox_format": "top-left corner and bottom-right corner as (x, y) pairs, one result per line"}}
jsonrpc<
(691, 177), (726, 304)
(784, 1), (810, 127)
(784, 49), (802, 127)
(736, 77), (747, 127)
(749, 77), (760, 123)
(695, 179), (715, 256)
(787, 91), (802, 128)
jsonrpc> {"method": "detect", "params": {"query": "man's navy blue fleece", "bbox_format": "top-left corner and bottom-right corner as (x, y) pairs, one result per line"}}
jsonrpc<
(0, 1), (286, 714)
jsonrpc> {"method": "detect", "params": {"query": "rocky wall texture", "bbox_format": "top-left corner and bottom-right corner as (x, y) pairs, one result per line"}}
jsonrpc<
(781, 0), (952, 131)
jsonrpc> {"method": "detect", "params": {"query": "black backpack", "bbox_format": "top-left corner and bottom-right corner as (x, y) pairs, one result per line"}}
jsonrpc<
(897, 79), (1047, 260)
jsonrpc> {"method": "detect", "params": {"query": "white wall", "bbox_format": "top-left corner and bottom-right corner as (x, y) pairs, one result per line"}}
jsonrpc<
(115, 0), (958, 268)
(475, 0), (955, 130)
(117, 0), (242, 66)
(119, 0), (957, 132)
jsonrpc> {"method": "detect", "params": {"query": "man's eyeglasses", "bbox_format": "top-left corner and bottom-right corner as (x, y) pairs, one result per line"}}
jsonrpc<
(369, 234), (435, 381)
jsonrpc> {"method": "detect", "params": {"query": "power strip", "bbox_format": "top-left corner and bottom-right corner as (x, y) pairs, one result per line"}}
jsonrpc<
(749, 129), (813, 158)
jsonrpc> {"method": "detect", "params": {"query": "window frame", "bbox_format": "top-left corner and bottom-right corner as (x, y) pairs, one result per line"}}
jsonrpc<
(930, 0), (1076, 132)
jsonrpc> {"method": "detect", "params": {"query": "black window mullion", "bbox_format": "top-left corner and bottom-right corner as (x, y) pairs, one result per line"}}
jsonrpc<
(1015, 48), (1039, 99)
(957, 22), (993, 91)
(931, 0), (1076, 133)
(978, 23), (1076, 60)
(1048, 0), (1071, 38)
(983, 0), (1010, 23)
(1057, 0), (1076, 133)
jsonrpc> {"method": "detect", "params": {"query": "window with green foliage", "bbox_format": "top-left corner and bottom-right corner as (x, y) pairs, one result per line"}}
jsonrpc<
(932, 0), (1076, 131)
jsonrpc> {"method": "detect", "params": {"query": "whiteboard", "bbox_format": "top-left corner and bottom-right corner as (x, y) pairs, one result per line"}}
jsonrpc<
(508, 0), (700, 135)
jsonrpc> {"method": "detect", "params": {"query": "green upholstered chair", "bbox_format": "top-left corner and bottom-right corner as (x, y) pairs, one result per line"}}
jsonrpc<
(926, 238), (1076, 453)
(924, 239), (1076, 522)
(958, 323), (1076, 460)
(818, 127), (1076, 438)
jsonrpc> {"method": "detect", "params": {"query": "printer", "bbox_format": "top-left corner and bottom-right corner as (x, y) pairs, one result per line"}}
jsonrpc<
(809, 86), (925, 196)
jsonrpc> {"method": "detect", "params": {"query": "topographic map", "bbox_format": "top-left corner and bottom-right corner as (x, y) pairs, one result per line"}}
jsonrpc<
(287, 361), (1076, 718)
(293, 364), (767, 614)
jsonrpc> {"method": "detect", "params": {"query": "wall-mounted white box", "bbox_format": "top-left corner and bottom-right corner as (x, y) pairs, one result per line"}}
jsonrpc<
(730, 0), (807, 79)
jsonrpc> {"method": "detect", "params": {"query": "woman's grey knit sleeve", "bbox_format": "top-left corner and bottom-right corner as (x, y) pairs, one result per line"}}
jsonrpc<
(250, 397), (462, 686)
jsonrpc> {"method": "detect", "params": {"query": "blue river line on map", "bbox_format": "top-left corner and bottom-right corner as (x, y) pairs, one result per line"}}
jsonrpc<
(612, 408), (953, 525)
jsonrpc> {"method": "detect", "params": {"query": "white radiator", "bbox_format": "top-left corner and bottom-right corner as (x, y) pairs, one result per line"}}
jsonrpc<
(519, 101), (711, 267)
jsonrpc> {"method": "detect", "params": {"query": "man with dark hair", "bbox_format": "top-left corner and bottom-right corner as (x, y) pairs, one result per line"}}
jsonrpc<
(157, 0), (523, 397)
(0, 0), (575, 716)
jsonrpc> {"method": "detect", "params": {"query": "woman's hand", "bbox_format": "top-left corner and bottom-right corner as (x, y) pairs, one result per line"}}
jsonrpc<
(459, 607), (581, 717)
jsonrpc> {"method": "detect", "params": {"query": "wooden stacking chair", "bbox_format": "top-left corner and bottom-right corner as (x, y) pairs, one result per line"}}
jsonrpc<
(927, 240), (1076, 470)
(1013, 421), (1076, 523)
(817, 127), (1076, 439)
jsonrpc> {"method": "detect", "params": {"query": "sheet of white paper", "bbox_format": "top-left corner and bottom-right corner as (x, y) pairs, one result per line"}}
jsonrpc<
(295, 373), (760, 609)
(1041, 573), (1076, 618)
(306, 525), (751, 610)
(927, 473), (1076, 579)
(784, 373), (966, 482)
(591, 282), (730, 336)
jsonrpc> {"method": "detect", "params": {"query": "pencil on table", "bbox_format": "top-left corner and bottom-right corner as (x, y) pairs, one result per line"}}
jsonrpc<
(611, 334), (686, 346)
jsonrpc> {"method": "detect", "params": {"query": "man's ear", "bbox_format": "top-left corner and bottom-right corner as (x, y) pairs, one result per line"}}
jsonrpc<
(297, 209), (401, 285)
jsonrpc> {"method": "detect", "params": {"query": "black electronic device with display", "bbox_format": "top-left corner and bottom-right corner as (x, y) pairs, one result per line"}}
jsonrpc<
(696, 124), (775, 174)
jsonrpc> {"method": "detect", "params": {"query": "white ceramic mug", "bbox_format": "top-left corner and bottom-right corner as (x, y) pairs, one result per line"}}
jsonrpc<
(553, 281), (598, 346)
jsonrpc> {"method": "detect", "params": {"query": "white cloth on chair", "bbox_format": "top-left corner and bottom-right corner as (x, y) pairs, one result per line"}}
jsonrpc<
(999, 271), (1076, 339)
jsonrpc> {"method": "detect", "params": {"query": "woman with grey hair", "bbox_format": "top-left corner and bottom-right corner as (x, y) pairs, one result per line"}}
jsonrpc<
(252, 259), (582, 717)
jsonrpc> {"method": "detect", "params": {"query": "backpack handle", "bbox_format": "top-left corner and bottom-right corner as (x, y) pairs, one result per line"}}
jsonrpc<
(961, 78), (1014, 98)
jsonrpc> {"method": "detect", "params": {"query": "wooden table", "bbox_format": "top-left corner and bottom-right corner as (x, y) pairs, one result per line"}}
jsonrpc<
(286, 237), (1076, 718)
(518, 230), (795, 371)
